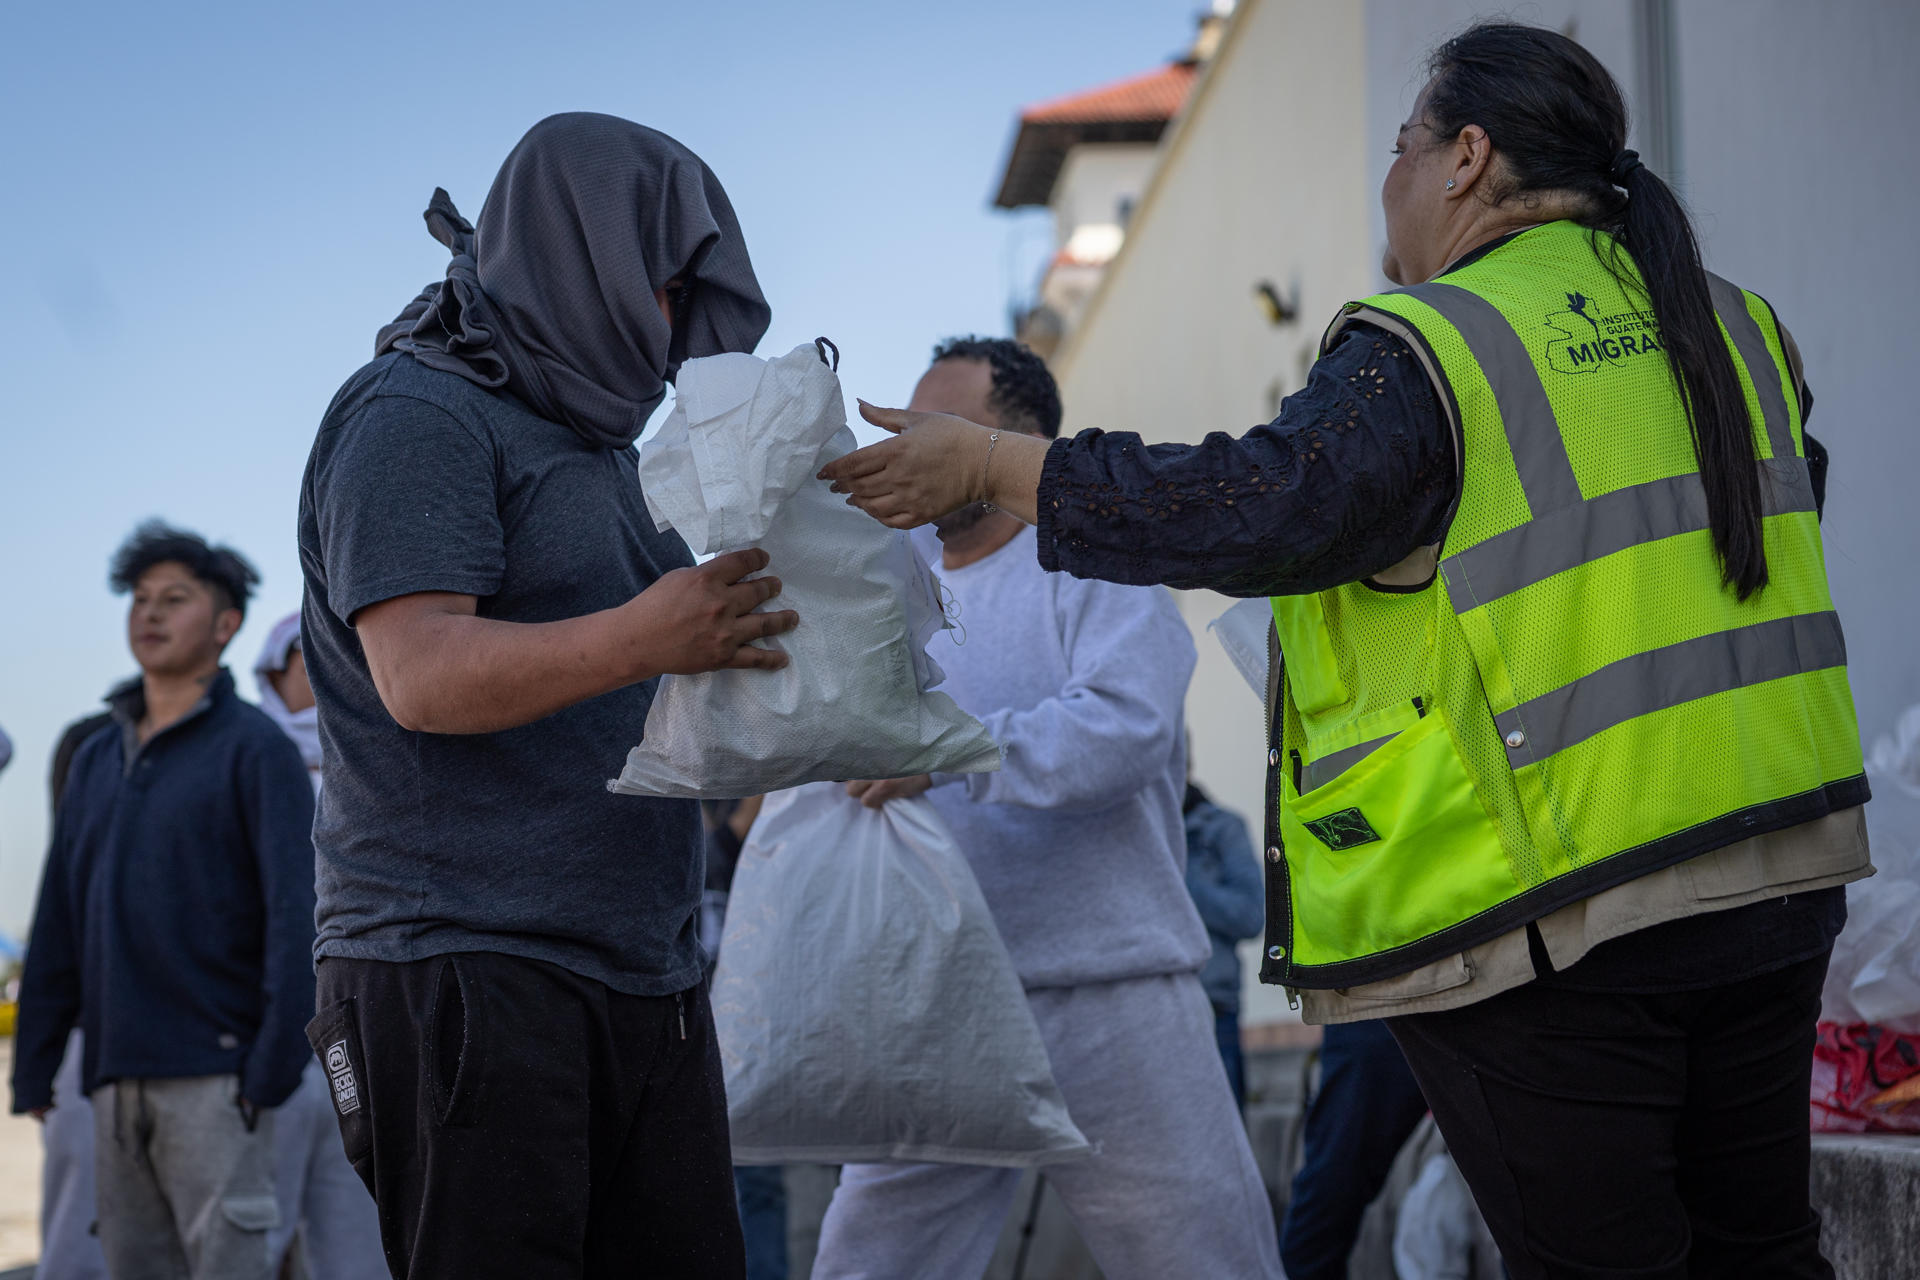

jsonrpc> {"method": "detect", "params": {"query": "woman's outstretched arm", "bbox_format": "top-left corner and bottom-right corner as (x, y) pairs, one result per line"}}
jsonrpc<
(823, 324), (1456, 597)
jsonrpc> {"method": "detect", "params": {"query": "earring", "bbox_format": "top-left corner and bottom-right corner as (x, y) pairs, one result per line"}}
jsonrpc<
(1446, 178), (1456, 189)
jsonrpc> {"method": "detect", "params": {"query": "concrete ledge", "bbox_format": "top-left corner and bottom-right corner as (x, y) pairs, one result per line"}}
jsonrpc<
(1810, 1134), (1920, 1280)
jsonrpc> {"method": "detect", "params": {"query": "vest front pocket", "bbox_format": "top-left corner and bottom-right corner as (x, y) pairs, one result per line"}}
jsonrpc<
(1280, 708), (1515, 971)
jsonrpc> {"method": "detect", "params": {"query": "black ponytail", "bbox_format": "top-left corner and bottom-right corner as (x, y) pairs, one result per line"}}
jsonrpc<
(1424, 23), (1768, 599)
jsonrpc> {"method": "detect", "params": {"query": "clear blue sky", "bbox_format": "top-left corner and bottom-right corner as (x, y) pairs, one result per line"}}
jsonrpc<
(0, 0), (1202, 936)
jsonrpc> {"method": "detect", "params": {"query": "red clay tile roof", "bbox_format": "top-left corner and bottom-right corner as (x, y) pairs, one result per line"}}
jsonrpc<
(993, 61), (1199, 209)
(1020, 62), (1198, 126)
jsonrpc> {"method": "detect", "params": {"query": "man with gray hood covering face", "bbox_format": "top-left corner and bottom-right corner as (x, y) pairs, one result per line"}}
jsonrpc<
(298, 113), (795, 1278)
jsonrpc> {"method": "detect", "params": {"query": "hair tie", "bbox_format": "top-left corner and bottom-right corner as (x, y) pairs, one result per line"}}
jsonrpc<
(1609, 149), (1645, 186)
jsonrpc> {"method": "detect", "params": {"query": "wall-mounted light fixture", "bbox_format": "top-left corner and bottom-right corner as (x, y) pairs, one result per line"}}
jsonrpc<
(1254, 278), (1299, 327)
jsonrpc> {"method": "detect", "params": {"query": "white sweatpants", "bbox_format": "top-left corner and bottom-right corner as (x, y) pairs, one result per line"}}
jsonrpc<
(812, 971), (1282, 1280)
(42, 1030), (108, 1279)
(268, 1060), (387, 1278)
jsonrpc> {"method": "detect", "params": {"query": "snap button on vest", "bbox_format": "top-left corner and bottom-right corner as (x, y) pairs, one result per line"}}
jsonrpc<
(1265, 846), (1282, 864)
(1267, 945), (1286, 960)
(1268, 748), (1281, 767)
(1505, 730), (1526, 749)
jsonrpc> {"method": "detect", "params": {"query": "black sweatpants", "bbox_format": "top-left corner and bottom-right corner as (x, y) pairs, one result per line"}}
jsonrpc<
(309, 952), (745, 1279)
(1388, 950), (1834, 1280)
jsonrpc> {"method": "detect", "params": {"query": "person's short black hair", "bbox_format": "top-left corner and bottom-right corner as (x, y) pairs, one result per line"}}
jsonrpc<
(930, 336), (1063, 439)
(108, 519), (260, 618)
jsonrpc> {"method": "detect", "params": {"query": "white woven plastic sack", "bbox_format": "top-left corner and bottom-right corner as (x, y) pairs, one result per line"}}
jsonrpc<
(713, 783), (1092, 1167)
(609, 343), (1001, 799)
(1822, 703), (1920, 1033)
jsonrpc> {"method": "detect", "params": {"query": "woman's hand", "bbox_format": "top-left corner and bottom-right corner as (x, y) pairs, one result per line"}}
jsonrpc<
(820, 401), (1047, 528)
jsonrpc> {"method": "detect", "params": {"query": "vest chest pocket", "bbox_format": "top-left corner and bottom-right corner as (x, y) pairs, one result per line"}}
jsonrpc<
(1281, 708), (1513, 968)
(1273, 594), (1349, 716)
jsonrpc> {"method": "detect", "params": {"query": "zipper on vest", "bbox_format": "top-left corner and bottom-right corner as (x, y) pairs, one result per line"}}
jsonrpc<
(1413, 696), (1427, 718)
(1289, 749), (1303, 793)
(1260, 619), (1297, 994)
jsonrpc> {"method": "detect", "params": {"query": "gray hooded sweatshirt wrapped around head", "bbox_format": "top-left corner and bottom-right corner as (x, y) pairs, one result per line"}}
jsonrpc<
(376, 111), (771, 448)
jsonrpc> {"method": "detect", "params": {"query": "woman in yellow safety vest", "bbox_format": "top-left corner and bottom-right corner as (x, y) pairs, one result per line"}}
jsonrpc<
(825, 21), (1869, 1280)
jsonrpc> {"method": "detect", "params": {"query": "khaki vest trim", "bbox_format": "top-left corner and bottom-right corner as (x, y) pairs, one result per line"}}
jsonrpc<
(1297, 805), (1871, 1023)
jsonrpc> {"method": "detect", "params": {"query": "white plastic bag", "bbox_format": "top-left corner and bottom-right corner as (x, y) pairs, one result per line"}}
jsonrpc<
(1393, 1148), (1504, 1280)
(1209, 596), (1273, 701)
(1821, 704), (1920, 1033)
(609, 343), (1001, 799)
(711, 783), (1092, 1167)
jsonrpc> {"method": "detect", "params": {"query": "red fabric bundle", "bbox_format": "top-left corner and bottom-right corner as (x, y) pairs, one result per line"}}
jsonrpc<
(1811, 1021), (1920, 1133)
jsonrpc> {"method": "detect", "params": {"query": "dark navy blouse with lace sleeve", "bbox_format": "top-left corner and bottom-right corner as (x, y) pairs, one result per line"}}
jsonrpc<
(1034, 324), (1455, 597)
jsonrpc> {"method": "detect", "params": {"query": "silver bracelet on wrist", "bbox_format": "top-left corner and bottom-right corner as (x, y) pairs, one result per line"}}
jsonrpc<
(981, 430), (1003, 512)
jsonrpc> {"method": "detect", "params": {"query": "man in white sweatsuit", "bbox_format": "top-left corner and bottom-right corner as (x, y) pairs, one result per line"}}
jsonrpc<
(819, 337), (1282, 1280)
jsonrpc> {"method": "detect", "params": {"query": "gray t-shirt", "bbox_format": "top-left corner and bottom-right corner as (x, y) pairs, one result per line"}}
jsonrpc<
(298, 351), (704, 996)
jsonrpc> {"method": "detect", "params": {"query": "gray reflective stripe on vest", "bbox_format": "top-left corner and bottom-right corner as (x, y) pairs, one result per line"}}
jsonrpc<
(1301, 731), (1400, 793)
(1399, 282), (1583, 515)
(1493, 610), (1847, 767)
(1441, 456), (1816, 615)
(1707, 274), (1798, 464)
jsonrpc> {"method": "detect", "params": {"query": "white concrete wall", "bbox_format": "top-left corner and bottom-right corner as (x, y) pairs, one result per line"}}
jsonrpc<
(1049, 143), (1158, 251)
(1672, 0), (1920, 751)
(1364, 0), (1640, 291)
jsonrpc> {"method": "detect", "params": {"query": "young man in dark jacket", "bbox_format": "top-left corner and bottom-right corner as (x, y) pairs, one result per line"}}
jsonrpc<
(11, 520), (318, 1280)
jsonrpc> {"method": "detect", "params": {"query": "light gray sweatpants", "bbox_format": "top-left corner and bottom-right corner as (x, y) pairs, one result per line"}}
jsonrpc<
(268, 1060), (386, 1279)
(93, 1075), (280, 1280)
(813, 971), (1282, 1280)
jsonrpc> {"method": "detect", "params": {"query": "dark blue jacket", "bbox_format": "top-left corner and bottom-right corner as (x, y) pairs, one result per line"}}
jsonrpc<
(9, 670), (318, 1111)
(1182, 787), (1265, 1014)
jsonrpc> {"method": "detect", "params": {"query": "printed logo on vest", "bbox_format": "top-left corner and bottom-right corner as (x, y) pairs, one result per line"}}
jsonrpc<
(324, 1040), (361, 1116)
(1304, 807), (1382, 851)
(1544, 292), (1665, 374)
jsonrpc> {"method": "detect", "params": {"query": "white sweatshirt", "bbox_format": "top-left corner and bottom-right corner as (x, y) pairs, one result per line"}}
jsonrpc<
(923, 527), (1211, 990)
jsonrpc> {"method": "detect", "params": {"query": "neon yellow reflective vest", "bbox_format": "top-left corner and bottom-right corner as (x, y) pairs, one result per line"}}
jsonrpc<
(1260, 220), (1865, 992)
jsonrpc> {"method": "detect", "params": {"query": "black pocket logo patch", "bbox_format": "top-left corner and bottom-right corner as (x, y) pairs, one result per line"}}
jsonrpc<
(324, 1040), (361, 1116)
(1305, 807), (1382, 851)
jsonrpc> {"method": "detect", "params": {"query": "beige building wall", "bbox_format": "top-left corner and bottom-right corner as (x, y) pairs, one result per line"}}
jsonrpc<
(1048, 0), (1373, 1025)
